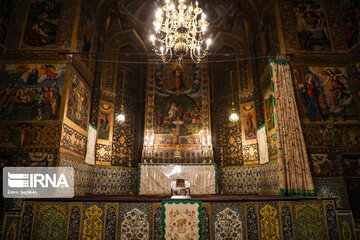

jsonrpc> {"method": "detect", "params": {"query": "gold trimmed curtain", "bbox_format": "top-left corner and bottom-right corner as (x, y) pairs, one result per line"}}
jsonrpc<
(269, 59), (314, 196)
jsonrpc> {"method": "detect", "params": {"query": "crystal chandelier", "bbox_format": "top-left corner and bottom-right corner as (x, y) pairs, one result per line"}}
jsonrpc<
(150, 0), (212, 64)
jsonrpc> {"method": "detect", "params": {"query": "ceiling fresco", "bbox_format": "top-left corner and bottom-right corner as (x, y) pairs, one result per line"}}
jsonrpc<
(118, 0), (237, 29)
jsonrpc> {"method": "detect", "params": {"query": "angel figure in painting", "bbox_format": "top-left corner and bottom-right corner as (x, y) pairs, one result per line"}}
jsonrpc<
(322, 68), (350, 110)
(300, 74), (324, 122)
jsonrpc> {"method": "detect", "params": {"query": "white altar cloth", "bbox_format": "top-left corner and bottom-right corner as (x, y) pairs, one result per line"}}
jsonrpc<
(139, 163), (217, 195)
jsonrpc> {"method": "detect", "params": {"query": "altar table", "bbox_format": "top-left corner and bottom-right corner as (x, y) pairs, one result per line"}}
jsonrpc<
(138, 163), (217, 195)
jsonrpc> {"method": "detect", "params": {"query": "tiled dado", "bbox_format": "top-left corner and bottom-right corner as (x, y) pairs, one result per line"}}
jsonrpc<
(220, 161), (279, 195)
(4, 198), (356, 240)
(59, 154), (137, 196)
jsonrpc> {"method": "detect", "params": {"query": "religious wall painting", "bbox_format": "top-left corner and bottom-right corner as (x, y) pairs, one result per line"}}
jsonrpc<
(309, 153), (340, 177)
(22, 0), (61, 49)
(0, 0), (14, 45)
(146, 61), (210, 163)
(0, 63), (65, 121)
(77, 3), (95, 66)
(263, 87), (275, 131)
(66, 73), (91, 130)
(303, 124), (360, 148)
(154, 63), (202, 136)
(260, 9), (279, 55)
(296, 66), (354, 122)
(97, 100), (114, 142)
(0, 122), (62, 149)
(241, 101), (257, 141)
(340, 0), (360, 49)
(342, 154), (360, 177)
(293, 0), (331, 51)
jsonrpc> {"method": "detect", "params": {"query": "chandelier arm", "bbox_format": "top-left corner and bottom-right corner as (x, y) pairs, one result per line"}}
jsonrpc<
(161, 49), (173, 63)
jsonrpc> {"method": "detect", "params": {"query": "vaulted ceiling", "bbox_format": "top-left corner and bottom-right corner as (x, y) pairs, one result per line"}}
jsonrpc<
(93, 0), (275, 56)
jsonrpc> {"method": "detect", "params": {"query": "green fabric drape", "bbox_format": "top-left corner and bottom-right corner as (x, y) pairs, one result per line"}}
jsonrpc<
(269, 59), (315, 197)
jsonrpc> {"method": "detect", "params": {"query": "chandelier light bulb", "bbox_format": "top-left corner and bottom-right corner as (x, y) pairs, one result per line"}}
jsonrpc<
(156, 9), (163, 18)
(150, 0), (211, 64)
(155, 22), (161, 31)
(229, 112), (239, 122)
(150, 35), (155, 44)
(196, 1), (198, 6)
(116, 113), (125, 123)
(206, 38), (212, 47)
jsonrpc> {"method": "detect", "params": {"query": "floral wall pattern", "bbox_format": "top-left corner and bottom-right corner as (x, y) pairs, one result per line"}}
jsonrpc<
(5, 198), (350, 240)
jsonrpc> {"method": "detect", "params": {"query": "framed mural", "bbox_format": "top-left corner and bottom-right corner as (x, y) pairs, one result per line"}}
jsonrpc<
(0, 0), (14, 45)
(340, 0), (360, 49)
(0, 63), (65, 121)
(309, 153), (340, 177)
(97, 100), (114, 143)
(263, 86), (277, 160)
(22, 0), (61, 49)
(240, 101), (258, 165)
(76, 1), (96, 66)
(144, 61), (211, 163)
(342, 154), (360, 177)
(293, 0), (331, 51)
(263, 87), (275, 132)
(66, 72), (91, 131)
(241, 102), (256, 140)
(295, 66), (355, 122)
(241, 101), (257, 141)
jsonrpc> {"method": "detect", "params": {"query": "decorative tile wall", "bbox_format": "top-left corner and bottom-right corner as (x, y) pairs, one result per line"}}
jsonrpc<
(93, 167), (138, 195)
(314, 178), (349, 209)
(59, 153), (137, 196)
(59, 153), (94, 196)
(221, 161), (279, 195)
(3, 199), (355, 240)
(1, 212), (21, 240)
(337, 210), (357, 240)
